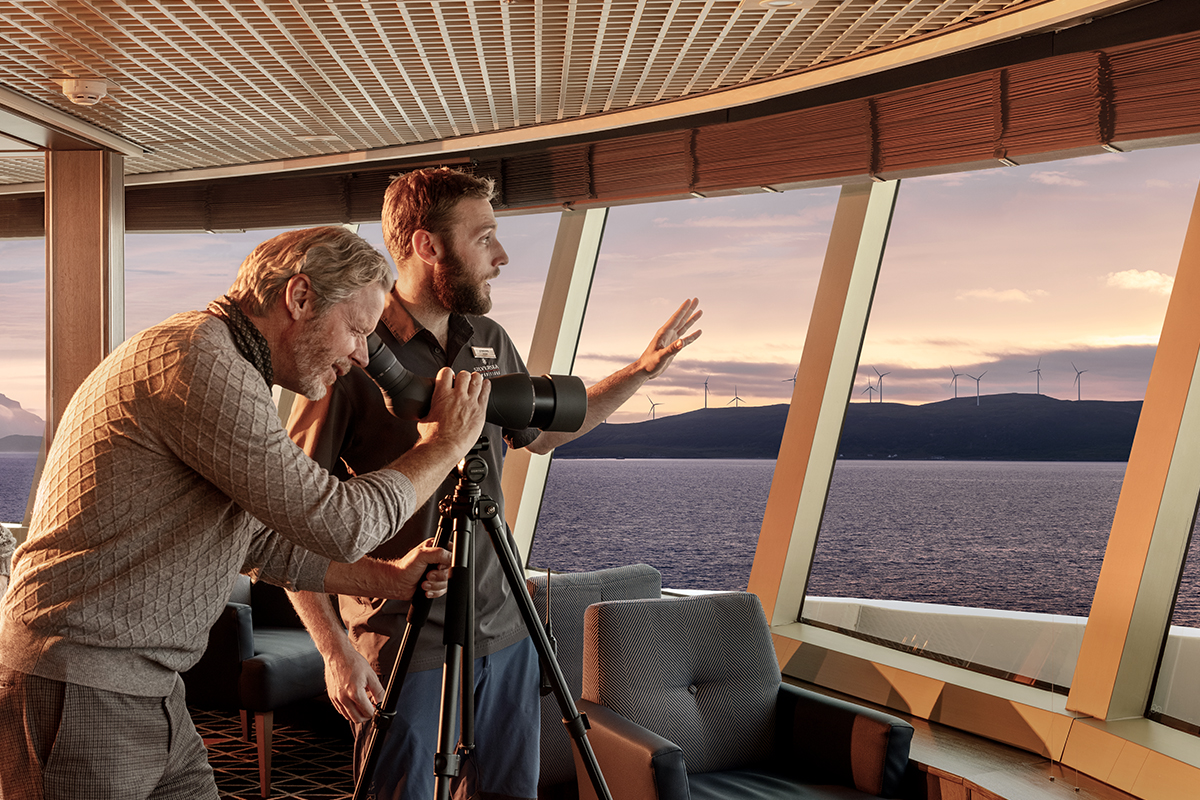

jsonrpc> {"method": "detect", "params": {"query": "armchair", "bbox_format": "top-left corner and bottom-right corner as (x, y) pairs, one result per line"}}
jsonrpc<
(182, 574), (328, 797)
(577, 592), (914, 800)
(527, 563), (663, 799)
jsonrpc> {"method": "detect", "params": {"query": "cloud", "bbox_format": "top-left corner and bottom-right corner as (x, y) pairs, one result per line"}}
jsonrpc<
(956, 288), (1048, 303)
(1145, 179), (1173, 189)
(656, 212), (828, 230)
(1029, 171), (1086, 187)
(1105, 269), (1174, 295)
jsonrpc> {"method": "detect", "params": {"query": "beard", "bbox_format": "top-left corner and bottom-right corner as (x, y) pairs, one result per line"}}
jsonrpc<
(433, 246), (493, 316)
(291, 319), (351, 401)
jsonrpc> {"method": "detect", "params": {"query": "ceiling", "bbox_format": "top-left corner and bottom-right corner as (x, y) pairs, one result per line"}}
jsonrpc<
(1, 0), (1139, 192)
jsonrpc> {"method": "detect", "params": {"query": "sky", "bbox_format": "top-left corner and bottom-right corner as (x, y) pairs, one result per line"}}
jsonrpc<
(2, 142), (1200, 425)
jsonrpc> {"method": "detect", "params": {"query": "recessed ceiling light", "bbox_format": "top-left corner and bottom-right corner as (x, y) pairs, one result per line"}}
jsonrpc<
(295, 134), (343, 143)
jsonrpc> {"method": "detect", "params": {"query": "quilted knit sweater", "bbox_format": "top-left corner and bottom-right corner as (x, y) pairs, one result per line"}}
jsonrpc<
(0, 311), (416, 697)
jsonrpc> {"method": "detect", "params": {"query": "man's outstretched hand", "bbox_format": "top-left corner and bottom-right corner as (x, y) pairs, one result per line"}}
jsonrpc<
(637, 297), (703, 380)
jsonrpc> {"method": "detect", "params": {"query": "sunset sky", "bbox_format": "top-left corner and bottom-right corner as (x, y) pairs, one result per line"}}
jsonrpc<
(2, 142), (1199, 425)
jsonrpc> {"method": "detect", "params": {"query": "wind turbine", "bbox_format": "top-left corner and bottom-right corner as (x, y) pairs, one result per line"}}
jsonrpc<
(647, 396), (662, 420)
(966, 371), (987, 406)
(783, 368), (797, 386)
(861, 378), (877, 403)
(704, 377), (710, 409)
(873, 366), (891, 403)
(949, 366), (963, 399)
(727, 386), (744, 408)
(1072, 362), (1088, 401)
(1029, 359), (1042, 395)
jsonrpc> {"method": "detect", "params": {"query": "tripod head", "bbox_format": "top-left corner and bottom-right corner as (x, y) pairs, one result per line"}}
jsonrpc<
(455, 437), (491, 486)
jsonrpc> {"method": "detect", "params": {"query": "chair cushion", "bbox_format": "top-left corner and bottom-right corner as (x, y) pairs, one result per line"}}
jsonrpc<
(690, 768), (875, 800)
(583, 592), (780, 775)
(237, 627), (326, 711)
(528, 564), (662, 789)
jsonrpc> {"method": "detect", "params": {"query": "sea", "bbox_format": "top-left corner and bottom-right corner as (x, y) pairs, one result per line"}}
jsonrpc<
(4, 453), (1198, 627)
(0, 453), (35, 526)
(529, 457), (1200, 628)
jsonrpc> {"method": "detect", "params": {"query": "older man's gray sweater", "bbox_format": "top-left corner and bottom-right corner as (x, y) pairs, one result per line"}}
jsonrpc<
(0, 311), (415, 698)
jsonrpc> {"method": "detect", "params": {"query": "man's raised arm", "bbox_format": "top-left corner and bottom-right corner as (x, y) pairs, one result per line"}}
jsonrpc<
(528, 297), (702, 454)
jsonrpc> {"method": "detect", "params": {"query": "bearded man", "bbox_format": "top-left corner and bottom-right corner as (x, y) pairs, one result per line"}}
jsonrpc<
(287, 169), (702, 800)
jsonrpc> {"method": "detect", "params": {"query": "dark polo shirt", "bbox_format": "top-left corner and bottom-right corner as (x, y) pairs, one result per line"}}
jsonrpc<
(288, 288), (540, 674)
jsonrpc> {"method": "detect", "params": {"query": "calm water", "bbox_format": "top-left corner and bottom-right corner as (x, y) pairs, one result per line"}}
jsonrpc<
(530, 458), (1200, 627)
(5, 454), (1197, 626)
(0, 453), (36, 524)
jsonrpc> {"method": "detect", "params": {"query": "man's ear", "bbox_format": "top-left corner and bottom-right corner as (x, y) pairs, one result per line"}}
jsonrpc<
(412, 229), (444, 265)
(285, 273), (315, 321)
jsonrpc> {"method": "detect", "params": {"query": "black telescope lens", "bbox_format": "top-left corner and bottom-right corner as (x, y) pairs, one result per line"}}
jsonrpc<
(364, 332), (588, 432)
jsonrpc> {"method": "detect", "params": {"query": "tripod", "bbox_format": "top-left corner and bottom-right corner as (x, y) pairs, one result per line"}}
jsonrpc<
(353, 438), (613, 800)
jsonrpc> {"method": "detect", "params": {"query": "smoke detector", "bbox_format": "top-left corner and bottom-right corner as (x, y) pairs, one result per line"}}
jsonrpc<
(60, 79), (108, 106)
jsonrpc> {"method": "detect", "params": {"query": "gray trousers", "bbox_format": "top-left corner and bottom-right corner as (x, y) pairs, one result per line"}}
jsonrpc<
(0, 667), (218, 800)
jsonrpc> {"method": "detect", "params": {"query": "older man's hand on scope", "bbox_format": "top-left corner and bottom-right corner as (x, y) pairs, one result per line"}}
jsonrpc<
(417, 367), (490, 455)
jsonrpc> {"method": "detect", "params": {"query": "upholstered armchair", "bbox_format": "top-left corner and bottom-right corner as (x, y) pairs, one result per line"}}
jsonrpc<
(527, 563), (663, 800)
(182, 574), (327, 797)
(576, 592), (914, 800)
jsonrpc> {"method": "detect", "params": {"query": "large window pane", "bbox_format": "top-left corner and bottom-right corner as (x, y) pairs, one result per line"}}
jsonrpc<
(0, 238), (45, 524)
(1148, 493), (1200, 735)
(529, 189), (835, 589)
(805, 145), (1200, 691)
(483, 211), (557, 360)
(125, 229), (287, 338)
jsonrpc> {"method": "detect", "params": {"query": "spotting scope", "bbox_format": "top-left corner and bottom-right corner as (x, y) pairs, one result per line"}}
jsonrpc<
(364, 332), (587, 432)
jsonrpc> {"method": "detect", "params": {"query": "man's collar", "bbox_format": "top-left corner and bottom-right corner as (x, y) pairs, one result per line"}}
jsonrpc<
(379, 285), (475, 348)
(379, 286), (422, 345)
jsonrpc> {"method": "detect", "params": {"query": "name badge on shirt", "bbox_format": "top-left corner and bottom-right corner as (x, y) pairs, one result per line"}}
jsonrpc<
(472, 346), (497, 359)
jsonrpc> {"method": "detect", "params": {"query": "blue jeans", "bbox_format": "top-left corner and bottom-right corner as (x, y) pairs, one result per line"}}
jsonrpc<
(354, 637), (540, 800)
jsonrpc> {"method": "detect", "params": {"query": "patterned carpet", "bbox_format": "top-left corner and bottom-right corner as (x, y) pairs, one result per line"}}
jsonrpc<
(191, 706), (355, 799)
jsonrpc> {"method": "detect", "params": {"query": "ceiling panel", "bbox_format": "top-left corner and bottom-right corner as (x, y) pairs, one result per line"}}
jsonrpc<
(0, 0), (1035, 186)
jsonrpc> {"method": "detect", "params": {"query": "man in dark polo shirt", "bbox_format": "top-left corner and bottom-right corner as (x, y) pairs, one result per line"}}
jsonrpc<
(287, 167), (702, 800)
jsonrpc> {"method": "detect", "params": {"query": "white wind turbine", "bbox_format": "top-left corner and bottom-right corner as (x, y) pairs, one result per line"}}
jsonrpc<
(966, 371), (987, 406)
(1029, 359), (1043, 395)
(727, 386), (745, 408)
(861, 378), (877, 403)
(949, 366), (964, 399)
(1072, 362), (1088, 401)
(647, 396), (662, 420)
(873, 366), (891, 403)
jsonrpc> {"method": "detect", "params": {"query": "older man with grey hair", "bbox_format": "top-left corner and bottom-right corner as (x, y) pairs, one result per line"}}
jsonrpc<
(0, 226), (491, 800)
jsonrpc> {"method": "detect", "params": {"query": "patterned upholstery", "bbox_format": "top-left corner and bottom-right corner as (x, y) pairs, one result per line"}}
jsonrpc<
(527, 564), (662, 794)
(580, 592), (915, 800)
(583, 592), (779, 775)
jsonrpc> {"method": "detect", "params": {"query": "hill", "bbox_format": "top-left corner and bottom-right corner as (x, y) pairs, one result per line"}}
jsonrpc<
(0, 435), (42, 453)
(0, 393), (44, 439)
(553, 393), (1141, 461)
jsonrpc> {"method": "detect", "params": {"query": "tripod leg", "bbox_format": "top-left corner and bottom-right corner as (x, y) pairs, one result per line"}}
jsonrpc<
(480, 511), (614, 800)
(352, 565), (444, 800)
(353, 510), (458, 800)
(434, 510), (476, 800)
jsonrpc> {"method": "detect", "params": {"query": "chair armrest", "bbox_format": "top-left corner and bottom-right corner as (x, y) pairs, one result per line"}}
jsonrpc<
(575, 699), (689, 800)
(181, 602), (254, 709)
(776, 683), (914, 798)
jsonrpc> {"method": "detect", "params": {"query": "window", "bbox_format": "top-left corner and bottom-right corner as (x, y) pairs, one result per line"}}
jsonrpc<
(1148, 508), (1200, 735)
(804, 145), (1200, 691)
(0, 237), (45, 524)
(528, 189), (835, 589)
